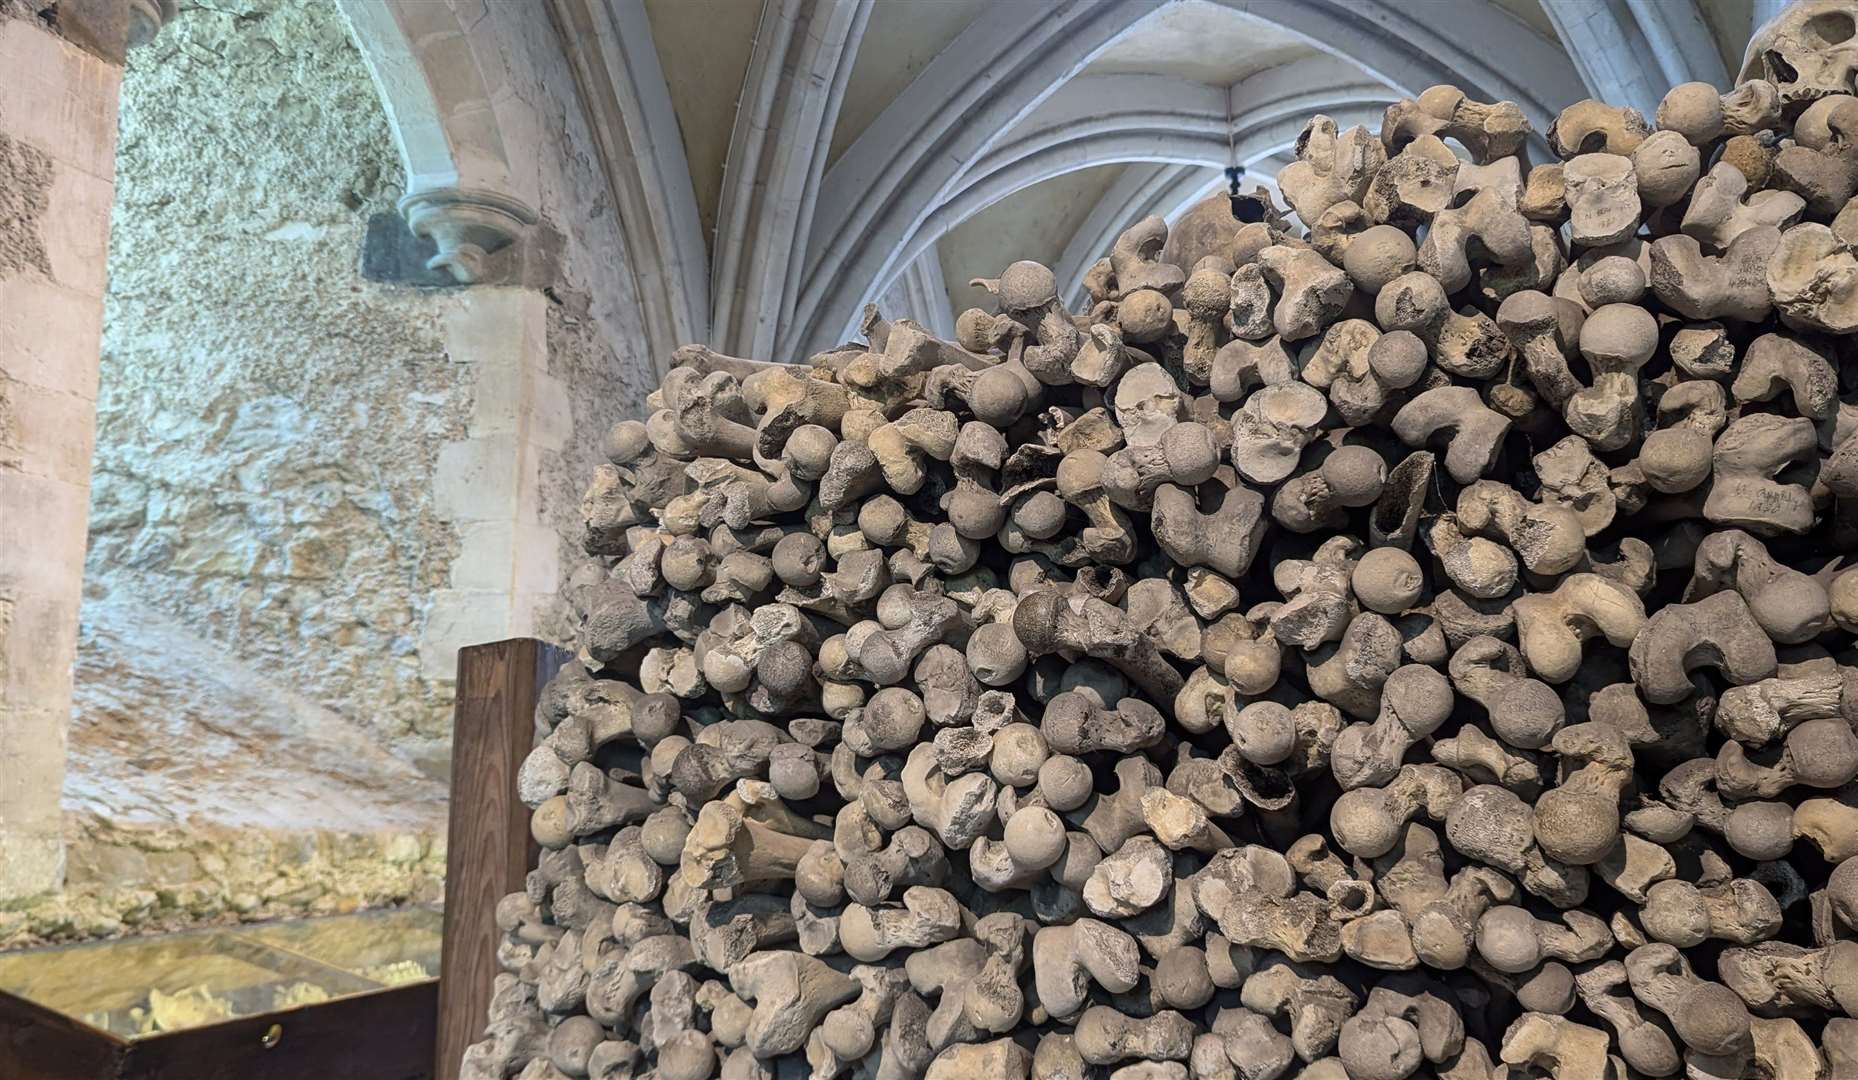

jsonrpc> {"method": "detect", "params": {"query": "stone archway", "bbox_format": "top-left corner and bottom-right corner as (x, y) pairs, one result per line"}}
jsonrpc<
(334, 0), (538, 285)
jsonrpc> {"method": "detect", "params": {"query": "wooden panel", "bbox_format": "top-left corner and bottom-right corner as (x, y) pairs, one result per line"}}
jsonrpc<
(0, 990), (128, 1080)
(436, 638), (567, 1080)
(0, 981), (435, 1080)
(123, 982), (438, 1080)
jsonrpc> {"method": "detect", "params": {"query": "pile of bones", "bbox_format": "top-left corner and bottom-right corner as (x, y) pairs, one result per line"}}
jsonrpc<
(466, 11), (1858, 1080)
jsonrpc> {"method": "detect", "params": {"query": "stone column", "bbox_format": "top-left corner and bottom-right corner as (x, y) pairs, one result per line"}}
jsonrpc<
(0, 1), (164, 900)
(421, 289), (572, 698)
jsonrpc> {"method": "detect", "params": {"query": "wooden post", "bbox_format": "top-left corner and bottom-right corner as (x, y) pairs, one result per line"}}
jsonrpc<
(436, 638), (567, 1080)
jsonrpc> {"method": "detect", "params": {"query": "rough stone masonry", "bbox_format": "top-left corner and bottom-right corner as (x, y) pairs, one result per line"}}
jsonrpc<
(465, 3), (1858, 1078)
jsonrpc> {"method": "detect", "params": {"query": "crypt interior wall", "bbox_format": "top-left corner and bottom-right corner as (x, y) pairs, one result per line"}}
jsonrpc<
(83, 0), (466, 776)
(0, 0), (663, 948)
(17, 0), (456, 944)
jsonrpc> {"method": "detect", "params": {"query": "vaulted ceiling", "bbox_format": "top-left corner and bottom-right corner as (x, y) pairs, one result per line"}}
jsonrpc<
(607, 0), (1763, 367)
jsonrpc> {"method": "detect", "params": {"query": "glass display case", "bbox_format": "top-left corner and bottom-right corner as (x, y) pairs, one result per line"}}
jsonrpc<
(0, 907), (442, 1080)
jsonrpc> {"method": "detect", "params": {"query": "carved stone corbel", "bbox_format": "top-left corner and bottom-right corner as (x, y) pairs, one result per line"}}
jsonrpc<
(398, 186), (540, 285)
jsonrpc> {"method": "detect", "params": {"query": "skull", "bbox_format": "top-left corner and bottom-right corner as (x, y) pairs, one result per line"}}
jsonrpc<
(1741, 0), (1858, 107)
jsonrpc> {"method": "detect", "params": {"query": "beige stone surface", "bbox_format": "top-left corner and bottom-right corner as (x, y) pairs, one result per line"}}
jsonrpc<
(0, 589), (447, 947)
(1081, 0), (1314, 86)
(0, 14), (124, 903)
(4, 0), (658, 928)
(88, 0), (470, 773)
(0, 813), (446, 947)
(0, 19), (124, 182)
(66, 591), (446, 834)
(0, 275), (106, 398)
(641, 0), (760, 250)
(826, 0), (993, 167)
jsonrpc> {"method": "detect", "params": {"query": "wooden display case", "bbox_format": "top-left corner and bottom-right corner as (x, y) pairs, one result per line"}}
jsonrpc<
(0, 636), (560, 1079)
(0, 907), (442, 1080)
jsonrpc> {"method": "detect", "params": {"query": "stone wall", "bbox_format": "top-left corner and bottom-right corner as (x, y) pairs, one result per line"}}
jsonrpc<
(0, 585), (449, 944)
(453, 0), (665, 648)
(0, 0), (664, 947)
(84, 0), (470, 775)
(490, 0), (662, 403)
(0, 0), (472, 945)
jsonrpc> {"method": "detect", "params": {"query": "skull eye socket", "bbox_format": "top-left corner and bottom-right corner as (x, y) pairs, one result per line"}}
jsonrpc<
(1767, 49), (1800, 85)
(1807, 10), (1856, 45)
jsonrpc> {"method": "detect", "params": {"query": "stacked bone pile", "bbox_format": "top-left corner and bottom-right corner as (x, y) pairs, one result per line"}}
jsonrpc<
(465, 18), (1858, 1080)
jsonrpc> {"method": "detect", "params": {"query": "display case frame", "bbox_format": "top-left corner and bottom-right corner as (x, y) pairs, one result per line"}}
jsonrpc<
(0, 637), (557, 1080)
(0, 906), (444, 1079)
(0, 976), (437, 1080)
